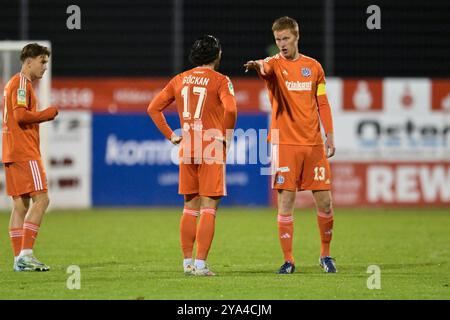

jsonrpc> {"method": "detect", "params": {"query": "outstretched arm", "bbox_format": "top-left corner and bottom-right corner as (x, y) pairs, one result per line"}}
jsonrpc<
(244, 59), (273, 78)
(14, 106), (58, 125)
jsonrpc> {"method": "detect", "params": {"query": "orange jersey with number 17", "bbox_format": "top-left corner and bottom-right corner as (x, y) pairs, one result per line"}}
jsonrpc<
(148, 67), (236, 159)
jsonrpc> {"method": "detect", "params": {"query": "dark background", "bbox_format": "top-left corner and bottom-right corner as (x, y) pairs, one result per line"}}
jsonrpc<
(1, 0), (449, 77)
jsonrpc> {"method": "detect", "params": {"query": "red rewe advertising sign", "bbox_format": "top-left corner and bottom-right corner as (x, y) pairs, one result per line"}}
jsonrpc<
(272, 162), (450, 208)
(431, 79), (450, 112)
(343, 79), (383, 111)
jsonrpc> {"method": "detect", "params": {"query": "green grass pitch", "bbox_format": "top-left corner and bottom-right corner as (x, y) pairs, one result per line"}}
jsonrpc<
(0, 208), (449, 300)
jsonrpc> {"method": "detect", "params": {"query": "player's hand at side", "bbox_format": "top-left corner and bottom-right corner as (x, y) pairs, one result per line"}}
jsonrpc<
(170, 134), (183, 145)
(325, 133), (336, 158)
(46, 106), (59, 121)
(244, 60), (265, 76)
(214, 135), (232, 155)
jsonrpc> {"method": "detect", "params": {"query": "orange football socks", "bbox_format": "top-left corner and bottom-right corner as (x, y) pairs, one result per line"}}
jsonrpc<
(21, 221), (40, 253)
(9, 228), (23, 257)
(180, 208), (199, 259)
(195, 208), (216, 261)
(317, 209), (334, 258)
(278, 214), (295, 264)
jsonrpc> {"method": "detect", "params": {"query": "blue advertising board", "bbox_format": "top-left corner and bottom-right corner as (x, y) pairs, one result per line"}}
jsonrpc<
(92, 113), (270, 206)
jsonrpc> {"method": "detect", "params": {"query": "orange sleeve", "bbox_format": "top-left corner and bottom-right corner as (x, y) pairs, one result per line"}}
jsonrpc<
(316, 63), (333, 134)
(218, 77), (237, 132)
(259, 58), (275, 80)
(11, 79), (28, 110)
(14, 107), (58, 125)
(317, 95), (333, 134)
(147, 78), (176, 140)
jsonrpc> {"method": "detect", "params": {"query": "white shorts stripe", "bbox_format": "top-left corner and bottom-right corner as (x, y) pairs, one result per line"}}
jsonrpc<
(223, 163), (227, 196)
(29, 161), (39, 191)
(271, 144), (279, 187)
(32, 161), (43, 190)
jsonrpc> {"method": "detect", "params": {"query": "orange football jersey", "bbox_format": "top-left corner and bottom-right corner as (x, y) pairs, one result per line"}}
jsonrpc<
(261, 53), (332, 145)
(149, 67), (236, 159)
(2, 73), (42, 163)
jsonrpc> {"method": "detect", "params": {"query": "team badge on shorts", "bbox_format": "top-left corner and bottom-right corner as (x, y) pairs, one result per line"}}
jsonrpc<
(301, 67), (311, 77)
(276, 175), (285, 184)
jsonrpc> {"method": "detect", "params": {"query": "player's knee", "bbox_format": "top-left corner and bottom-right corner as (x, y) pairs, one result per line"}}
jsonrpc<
(318, 197), (332, 213)
(12, 196), (30, 215)
(13, 203), (29, 215)
(279, 203), (294, 215)
(184, 194), (200, 210)
(278, 191), (295, 214)
(201, 196), (221, 209)
(34, 193), (50, 210)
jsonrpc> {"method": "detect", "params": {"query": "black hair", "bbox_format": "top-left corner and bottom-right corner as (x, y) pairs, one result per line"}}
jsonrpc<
(189, 35), (221, 66)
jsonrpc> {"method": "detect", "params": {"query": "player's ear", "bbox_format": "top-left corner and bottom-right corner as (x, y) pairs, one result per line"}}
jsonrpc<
(24, 57), (33, 68)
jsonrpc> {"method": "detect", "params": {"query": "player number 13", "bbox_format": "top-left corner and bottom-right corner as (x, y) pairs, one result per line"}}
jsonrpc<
(314, 166), (325, 181)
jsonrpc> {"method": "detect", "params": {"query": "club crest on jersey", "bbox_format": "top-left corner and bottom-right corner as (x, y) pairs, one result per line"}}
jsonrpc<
(17, 89), (26, 106)
(301, 67), (311, 77)
(276, 175), (285, 184)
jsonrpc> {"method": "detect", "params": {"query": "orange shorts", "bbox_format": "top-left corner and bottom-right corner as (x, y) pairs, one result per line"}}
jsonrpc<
(271, 144), (331, 191)
(4, 159), (48, 197)
(179, 158), (227, 197)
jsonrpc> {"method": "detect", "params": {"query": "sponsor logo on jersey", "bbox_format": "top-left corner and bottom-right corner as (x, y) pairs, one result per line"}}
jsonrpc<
(17, 89), (27, 106)
(301, 67), (311, 77)
(285, 81), (312, 91)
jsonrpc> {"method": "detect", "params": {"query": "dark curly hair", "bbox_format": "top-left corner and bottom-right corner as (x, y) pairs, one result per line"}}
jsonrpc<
(189, 35), (221, 66)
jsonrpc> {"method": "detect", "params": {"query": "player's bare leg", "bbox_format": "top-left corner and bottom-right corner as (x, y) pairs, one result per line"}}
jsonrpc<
(277, 189), (296, 274)
(16, 192), (50, 271)
(181, 194), (200, 274)
(25, 192), (50, 226)
(10, 196), (30, 231)
(193, 196), (221, 276)
(9, 196), (30, 270)
(312, 190), (337, 273)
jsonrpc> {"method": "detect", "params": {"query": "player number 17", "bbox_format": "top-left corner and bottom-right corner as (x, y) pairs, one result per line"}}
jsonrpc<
(181, 85), (207, 120)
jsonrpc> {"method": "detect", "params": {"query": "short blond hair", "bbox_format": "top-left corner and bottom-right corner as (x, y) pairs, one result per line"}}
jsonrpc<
(272, 16), (300, 38)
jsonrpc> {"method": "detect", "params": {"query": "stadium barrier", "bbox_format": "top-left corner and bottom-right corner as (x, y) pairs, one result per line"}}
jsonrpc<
(0, 77), (448, 208)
